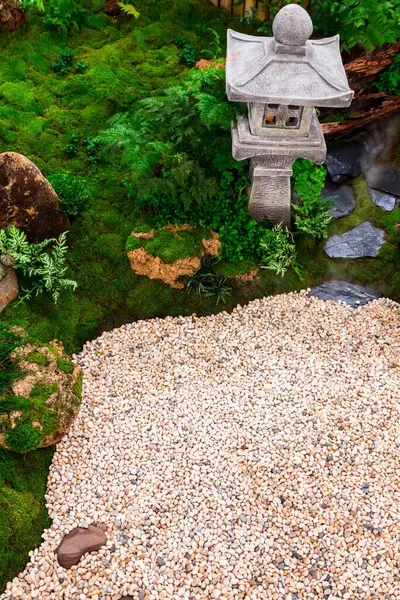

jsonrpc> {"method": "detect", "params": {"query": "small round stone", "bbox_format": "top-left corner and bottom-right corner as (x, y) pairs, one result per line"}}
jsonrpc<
(273, 4), (313, 46)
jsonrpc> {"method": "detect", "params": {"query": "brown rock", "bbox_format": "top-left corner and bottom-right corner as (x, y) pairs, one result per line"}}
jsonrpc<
(0, 0), (26, 32)
(0, 152), (70, 243)
(128, 246), (200, 289)
(0, 268), (18, 312)
(103, 0), (121, 18)
(56, 525), (106, 569)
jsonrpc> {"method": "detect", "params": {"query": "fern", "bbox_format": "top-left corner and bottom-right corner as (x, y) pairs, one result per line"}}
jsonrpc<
(118, 2), (140, 18)
(0, 226), (77, 304)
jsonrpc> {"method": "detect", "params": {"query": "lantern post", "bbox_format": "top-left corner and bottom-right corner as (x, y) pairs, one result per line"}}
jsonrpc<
(226, 4), (354, 227)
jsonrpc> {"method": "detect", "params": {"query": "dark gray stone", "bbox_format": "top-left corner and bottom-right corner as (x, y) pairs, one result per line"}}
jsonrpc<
(365, 167), (400, 197)
(324, 222), (385, 258)
(321, 182), (355, 218)
(369, 188), (398, 212)
(309, 280), (378, 307)
(325, 140), (367, 183)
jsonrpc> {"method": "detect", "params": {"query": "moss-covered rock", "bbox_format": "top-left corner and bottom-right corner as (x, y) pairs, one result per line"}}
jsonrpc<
(0, 337), (82, 453)
(126, 224), (221, 289)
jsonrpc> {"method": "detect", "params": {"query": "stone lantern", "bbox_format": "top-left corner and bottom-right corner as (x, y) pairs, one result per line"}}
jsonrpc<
(226, 4), (354, 226)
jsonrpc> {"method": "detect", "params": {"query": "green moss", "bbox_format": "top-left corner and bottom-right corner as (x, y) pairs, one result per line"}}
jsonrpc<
(0, 396), (29, 416)
(56, 357), (75, 373)
(0, 446), (53, 591)
(144, 228), (209, 263)
(26, 350), (51, 366)
(126, 235), (143, 252)
(215, 259), (257, 278)
(5, 422), (42, 453)
(125, 277), (181, 318)
(72, 372), (83, 402)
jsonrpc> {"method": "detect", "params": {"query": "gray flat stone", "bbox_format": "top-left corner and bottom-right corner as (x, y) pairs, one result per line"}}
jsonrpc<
(369, 188), (397, 211)
(321, 182), (355, 218)
(365, 167), (400, 197)
(309, 280), (378, 307)
(324, 222), (385, 258)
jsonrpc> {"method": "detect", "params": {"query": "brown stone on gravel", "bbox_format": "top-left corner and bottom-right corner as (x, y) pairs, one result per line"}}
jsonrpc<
(0, 268), (18, 312)
(0, 152), (70, 243)
(56, 525), (106, 569)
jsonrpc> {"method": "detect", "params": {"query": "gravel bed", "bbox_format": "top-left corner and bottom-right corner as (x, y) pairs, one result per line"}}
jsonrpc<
(2, 291), (400, 600)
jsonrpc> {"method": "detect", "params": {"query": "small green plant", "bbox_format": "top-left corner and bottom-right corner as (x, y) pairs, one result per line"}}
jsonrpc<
(292, 159), (332, 238)
(56, 357), (74, 373)
(83, 137), (99, 164)
(118, 2), (140, 18)
(259, 224), (302, 279)
(51, 48), (73, 76)
(0, 226), (77, 304)
(174, 36), (197, 68)
(47, 171), (91, 216)
(201, 29), (223, 60)
(186, 256), (232, 305)
(26, 351), (51, 367)
(376, 54), (400, 96)
(65, 134), (79, 157)
(74, 60), (87, 74)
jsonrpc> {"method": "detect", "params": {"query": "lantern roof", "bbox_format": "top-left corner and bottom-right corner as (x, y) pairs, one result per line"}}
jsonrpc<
(226, 11), (354, 108)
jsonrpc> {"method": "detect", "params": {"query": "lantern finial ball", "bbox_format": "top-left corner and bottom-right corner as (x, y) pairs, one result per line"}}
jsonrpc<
(272, 4), (313, 46)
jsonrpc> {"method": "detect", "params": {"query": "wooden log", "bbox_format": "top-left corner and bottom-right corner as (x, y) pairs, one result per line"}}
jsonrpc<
(321, 94), (400, 139)
(344, 42), (400, 91)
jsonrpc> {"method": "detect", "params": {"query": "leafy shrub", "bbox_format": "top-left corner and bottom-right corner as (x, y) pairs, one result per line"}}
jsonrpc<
(43, 0), (86, 35)
(310, 0), (400, 53)
(118, 2), (140, 18)
(260, 224), (302, 279)
(47, 171), (91, 216)
(292, 159), (332, 239)
(51, 48), (73, 76)
(0, 226), (77, 304)
(376, 54), (400, 95)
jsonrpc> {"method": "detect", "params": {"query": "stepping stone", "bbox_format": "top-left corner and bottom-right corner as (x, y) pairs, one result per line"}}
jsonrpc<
(309, 280), (378, 307)
(321, 182), (355, 218)
(324, 222), (385, 258)
(56, 524), (106, 569)
(365, 167), (400, 197)
(369, 188), (398, 212)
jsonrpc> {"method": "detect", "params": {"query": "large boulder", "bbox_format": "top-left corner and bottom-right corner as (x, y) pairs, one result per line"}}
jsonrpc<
(0, 335), (82, 453)
(0, 152), (70, 243)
